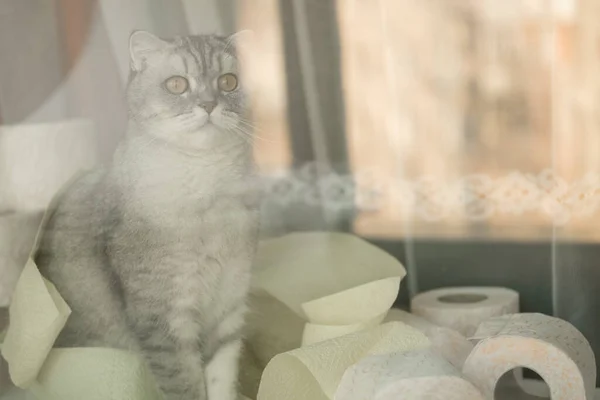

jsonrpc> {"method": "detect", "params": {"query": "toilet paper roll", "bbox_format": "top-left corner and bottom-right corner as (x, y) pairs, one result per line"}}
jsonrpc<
(334, 349), (484, 400)
(0, 119), (98, 212)
(384, 308), (474, 369)
(411, 287), (519, 337)
(256, 322), (431, 400)
(463, 313), (596, 400)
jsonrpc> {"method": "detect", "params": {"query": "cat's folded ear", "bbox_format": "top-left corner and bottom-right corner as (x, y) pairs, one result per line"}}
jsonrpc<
(226, 30), (255, 51)
(129, 30), (170, 71)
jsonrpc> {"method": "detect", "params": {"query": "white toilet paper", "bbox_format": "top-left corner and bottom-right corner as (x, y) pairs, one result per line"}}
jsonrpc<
(463, 313), (596, 400)
(256, 322), (431, 400)
(0, 119), (98, 212)
(410, 287), (519, 337)
(334, 349), (484, 400)
(384, 308), (438, 332)
(0, 212), (44, 307)
(384, 308), (474, 369)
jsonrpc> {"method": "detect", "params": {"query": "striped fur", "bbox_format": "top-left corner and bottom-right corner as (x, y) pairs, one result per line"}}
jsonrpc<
(36, 32), (259, 400)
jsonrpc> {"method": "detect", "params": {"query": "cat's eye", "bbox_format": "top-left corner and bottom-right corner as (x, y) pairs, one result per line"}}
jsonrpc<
(217, 73), (238, 92)
(165, 76), (189, 94)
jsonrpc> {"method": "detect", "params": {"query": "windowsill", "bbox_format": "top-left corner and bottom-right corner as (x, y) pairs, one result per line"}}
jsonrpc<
(355, 214), (600, 243)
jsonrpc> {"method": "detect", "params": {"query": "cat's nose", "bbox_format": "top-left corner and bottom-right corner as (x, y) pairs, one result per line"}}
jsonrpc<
(200, 101), (217, 114)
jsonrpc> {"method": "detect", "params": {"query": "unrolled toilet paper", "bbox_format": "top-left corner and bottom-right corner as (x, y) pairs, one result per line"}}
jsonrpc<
(2, 259), (71, 387)
(463, 313), (596, 400)
(2, 227), (413, 400)
(411, 287), (519, 337)
(0, 212), (44, 307)
(247, 232), (406, 358)
(2, 172), (82, 388)
(334, 349), (484, 400)
(384, 308), (438, 332)
(384, 308), (474, 369)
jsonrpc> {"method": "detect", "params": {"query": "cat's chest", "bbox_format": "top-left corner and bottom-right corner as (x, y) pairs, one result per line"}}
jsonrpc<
(140, 199), (255, 334)
(167, 201), (255, 333)
(164, 197), (256, 282)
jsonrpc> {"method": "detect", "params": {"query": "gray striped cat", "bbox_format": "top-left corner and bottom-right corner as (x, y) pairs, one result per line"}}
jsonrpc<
(36, 31), (259, 400)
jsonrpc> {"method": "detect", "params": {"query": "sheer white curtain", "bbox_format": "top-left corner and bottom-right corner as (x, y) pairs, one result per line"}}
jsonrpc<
(0, 0), (234, 303)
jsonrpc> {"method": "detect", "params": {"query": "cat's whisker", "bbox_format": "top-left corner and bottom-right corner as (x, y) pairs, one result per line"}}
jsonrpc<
(233, 125), (277, 144)
(237, 119), (264, 134)
(229, 126), (253, 146)
(231, 125), (260, 144)
(232, 121), (278, 144)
